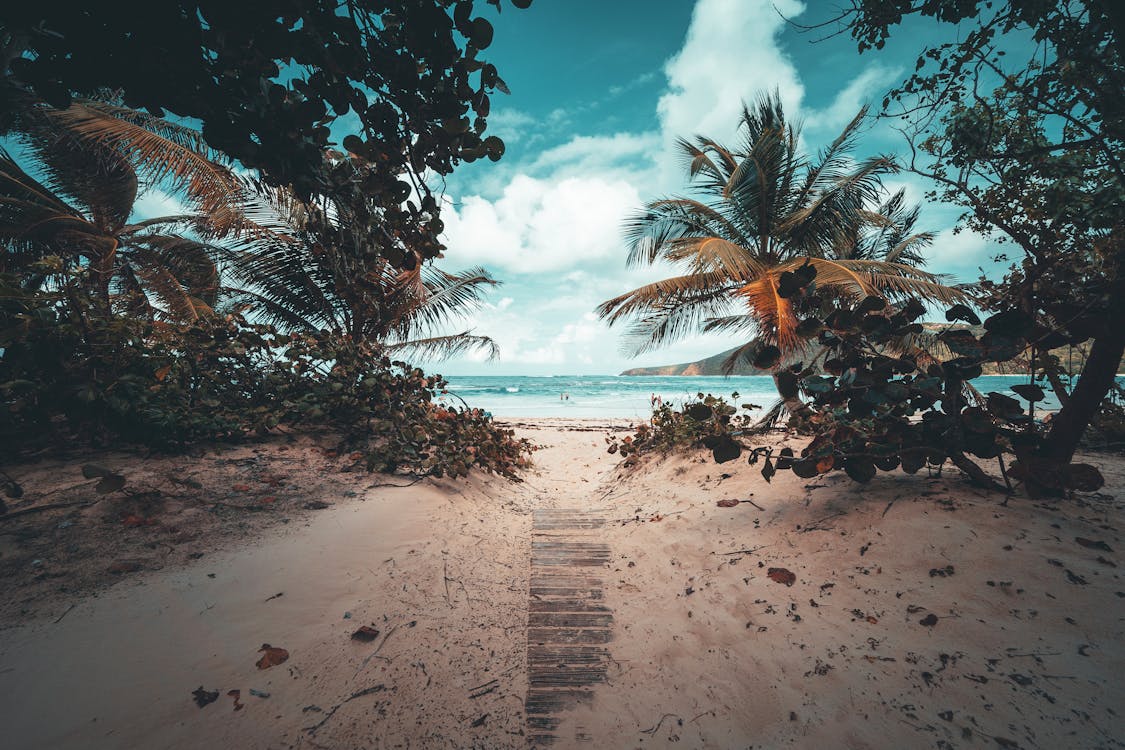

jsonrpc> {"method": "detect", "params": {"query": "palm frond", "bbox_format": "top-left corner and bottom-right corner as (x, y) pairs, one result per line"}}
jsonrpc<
(386, 332), (499, 362)
(41, 102), (259, 238)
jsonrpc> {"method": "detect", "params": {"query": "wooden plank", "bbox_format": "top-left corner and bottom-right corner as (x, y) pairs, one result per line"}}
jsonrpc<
(527, 508), (613, 744)
(529, 599), (610, 613)
(530, 670), (607, 687)
(528, 627), (613, 645)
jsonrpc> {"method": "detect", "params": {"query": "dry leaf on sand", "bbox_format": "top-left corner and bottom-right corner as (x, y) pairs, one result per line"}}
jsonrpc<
(256, 644), (289, 669)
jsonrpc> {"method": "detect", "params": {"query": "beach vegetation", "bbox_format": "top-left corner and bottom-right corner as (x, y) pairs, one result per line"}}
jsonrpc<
(815, 0), (1124, 489)
(226, 175), (499, 361)
(0, 3), (532, 482)
(596, 92), (968, 422)
(606, 393), (759, 464)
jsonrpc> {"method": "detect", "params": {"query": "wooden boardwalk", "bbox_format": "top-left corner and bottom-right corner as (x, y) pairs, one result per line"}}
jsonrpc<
(526, 509), (613, 746)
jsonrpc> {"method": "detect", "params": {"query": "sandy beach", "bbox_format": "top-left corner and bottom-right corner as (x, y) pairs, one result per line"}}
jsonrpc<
(0, 420), (1122, 749)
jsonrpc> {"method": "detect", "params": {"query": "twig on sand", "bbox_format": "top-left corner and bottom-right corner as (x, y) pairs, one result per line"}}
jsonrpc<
(368, 476), (425, 489)
(443, 556), (453, 608)
(53, 604), (75, 624)
(617, 510), (687, 525)
(743, 499), (765, 511)
(469, 678), (499, 699)
(882, 497), (897, 518)
(353, 624), (401, 678)
(799, 511), (846, 533)
(303, 684), (386, 733)
(717, 546), (768, 556)
(1, 499), (99, 521)
(641, 713), (682, 735)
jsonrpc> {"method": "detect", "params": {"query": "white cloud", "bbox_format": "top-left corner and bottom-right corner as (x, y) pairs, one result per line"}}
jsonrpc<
(931, 227), (1007, 281)
(656, 0), (806, 186)
(441, 173), (643, 275)
(804, 64), (902, 133)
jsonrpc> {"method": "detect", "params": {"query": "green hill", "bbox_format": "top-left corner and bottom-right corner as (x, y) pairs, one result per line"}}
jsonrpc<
(619, 327), (1120, 377)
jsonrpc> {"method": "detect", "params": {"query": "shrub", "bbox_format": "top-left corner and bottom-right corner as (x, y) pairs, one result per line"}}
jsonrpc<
(0, 274), (531, 480)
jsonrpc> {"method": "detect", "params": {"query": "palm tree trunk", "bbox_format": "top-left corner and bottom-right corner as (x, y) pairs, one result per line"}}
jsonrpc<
(1040, 308), (1125, 466)
(773, 372), (815, 428)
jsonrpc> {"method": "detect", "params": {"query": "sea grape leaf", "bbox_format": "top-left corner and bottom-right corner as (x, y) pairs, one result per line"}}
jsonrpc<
(802, 375), (834, 394)
(791, 458), (820, 478)
(752, 345), (781, 370)
(193, 687), (219, 708)
(767, 567), (796, 586)
(684, 403), (712, 421)
(857, 295), (887, 313)
(981, 332), (1026, 362)
(717, 498), (740, 508)
(351, 625), (380, 642)
(986, 392), (1023, 418)
(874, 455), (899, 472)
(941, 329), (985, 358)
(1010, 384), (1045, 402)
(901, 451), (925, 474)
(945, 304), (981, 325)
(706, 434), (742, 464)
(843, 457), (877, 483)
(900, 299), (926, 320)
(983, 309), (1035, 338)
(256, 644), (289, 669)
(1065, 464), (1105, 492)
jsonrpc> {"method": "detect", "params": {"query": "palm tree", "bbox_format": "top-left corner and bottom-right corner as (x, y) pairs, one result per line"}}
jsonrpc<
(0, 98), (263, 321)
(598, 93), (966, 415)
(225, 183), (499, 361)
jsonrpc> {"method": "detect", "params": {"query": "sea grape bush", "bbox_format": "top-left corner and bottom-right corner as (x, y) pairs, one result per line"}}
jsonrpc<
(605, 394), (759, 463)
(0, 271), (531, 480)
(612, 264), (1106, 496)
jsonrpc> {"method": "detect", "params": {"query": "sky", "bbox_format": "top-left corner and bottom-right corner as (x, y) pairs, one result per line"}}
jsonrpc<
(428, 0), (1008, 376)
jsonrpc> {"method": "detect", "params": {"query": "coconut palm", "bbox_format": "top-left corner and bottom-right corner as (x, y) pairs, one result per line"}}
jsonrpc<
(598, 93), (966, 402)
(0, 98), (265, 321)
(225, 185), (499, 361)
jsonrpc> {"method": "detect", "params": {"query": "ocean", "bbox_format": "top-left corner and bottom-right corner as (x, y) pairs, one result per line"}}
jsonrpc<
(437, 374), (1117, 420)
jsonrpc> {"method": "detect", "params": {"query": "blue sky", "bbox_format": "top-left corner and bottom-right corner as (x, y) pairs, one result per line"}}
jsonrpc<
(432, 0), (1008, 375)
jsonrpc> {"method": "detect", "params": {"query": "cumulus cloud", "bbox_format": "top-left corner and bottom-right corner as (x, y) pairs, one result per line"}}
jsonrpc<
(656, 0), (806, 185)
(803, 64), (902, 133)
(441, 173), (643, 275)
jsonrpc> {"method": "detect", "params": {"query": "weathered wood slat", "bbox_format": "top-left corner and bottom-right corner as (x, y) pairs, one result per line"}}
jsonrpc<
(529, 599), (610, 613)
(526, 509), (613, 745)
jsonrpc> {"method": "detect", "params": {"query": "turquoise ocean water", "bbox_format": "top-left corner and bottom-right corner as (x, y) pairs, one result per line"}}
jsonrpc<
(439, 374), (1120, 420)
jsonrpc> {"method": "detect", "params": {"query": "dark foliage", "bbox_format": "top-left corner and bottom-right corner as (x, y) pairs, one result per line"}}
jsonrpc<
(1, 0), (530, 269)
(606, 394), (760, 465)
(613, 264), (1106, 496)
(817, 0), (1124, 480)
(0, 269), (531, 480)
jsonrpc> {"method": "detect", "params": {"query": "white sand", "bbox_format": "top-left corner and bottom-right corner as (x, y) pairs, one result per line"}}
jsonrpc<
(0, 422), (1122, 749)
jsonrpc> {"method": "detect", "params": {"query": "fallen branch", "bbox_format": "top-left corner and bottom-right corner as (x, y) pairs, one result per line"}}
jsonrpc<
(53, 604), (75, 624)
(0, 499), (98, 521)
(303, 684), (386, 733)
(353, 624), (401, 678)
(641, 713), (681, 735)
(799, 511), (845, 533)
